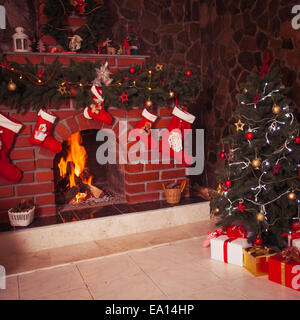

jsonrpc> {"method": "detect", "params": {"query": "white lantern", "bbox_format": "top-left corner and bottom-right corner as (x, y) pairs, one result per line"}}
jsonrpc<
(12, 27), (31, 52)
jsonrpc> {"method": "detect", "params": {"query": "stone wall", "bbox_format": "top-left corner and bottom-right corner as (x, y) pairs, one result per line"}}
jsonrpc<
(108, 0), (300, 188)
(0, 0), (38, 53)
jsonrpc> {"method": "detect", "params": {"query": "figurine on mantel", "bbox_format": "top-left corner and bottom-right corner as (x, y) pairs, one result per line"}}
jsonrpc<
(12, 27), (31, 52)
(69, 34), (83, 52)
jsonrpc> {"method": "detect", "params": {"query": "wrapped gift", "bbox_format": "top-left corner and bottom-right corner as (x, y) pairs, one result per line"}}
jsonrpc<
(268, 247), (300, 291)
(210, 225), (251, 266)
(243, 247), (277, 276)
(282, 222), (300, 249)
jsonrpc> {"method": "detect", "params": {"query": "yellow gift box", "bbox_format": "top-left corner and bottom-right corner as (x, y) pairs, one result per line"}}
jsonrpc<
(243, 247), (277, 277)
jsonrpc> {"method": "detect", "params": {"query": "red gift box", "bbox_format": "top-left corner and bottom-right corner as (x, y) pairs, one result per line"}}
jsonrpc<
(268, 254), (300, 291)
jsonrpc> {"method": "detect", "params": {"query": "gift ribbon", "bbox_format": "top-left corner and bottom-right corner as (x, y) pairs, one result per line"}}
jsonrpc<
(282, 229), (300, 246)
(223, 225), (247, 263)
(281, 262), (286, 286)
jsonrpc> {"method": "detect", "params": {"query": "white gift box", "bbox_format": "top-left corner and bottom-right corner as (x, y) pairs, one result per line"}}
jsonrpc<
(210, 235), (251, 266)
(288, 235), (300, 249)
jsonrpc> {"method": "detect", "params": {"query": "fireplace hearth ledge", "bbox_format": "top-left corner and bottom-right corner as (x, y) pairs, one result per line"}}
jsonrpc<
(0, 201), (209, 255)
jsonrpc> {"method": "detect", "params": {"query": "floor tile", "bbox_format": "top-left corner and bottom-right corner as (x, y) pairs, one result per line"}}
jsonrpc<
(144, 260), (221, 297)
(88, 270), (168, 300)
(128, 243), (201, 273)
(76, 254), (141, 285)
(0, 276), (19, 300)
(35, 287), (93, 300)
(18, 264), (86, 300)
(95, 234), (151, 255)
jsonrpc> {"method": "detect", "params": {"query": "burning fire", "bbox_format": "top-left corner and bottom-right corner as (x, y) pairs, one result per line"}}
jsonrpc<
(58, 132), (93, 203)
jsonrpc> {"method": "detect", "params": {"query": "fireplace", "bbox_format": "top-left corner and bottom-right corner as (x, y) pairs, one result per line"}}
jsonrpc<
(0, 52), (190, 221)
(53, 129), (125, 212)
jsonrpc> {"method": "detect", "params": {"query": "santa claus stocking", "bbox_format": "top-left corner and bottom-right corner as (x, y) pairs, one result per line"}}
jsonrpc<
(130, 108), (158, 149)
(29, 109), (62, 154)
(83, 85), (113, 125)
(0, 112), (23, 183)
(159, 106), (196, 166)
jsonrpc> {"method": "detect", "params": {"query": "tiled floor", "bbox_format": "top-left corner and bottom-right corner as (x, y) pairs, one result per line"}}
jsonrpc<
(1, 236), (300, 300)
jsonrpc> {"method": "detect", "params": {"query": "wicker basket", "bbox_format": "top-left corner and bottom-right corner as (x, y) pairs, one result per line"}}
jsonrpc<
(162, 180), (187, 204)
(8, 206), (35, 227)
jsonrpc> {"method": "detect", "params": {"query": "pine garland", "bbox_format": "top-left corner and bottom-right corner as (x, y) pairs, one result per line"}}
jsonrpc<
(42, 0), (107, 53)
(0, 58), (202, 112)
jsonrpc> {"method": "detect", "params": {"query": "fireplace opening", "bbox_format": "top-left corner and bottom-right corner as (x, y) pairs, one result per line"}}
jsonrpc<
(53, 130), (125, 212)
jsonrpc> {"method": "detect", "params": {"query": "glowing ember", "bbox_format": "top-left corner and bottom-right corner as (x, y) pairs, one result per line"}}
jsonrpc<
(58, 132), (93, 203)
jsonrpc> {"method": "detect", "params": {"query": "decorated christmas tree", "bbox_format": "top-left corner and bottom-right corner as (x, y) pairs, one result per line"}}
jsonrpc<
(210, 54), (300, 249)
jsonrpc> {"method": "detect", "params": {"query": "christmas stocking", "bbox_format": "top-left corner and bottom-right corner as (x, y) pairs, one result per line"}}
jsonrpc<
(83, 85), (113, 125)
(0, 112), (23, 183)
(130, 108), (158, 149)
(159, 106), (196, 166)
(29, 109), (62, 154)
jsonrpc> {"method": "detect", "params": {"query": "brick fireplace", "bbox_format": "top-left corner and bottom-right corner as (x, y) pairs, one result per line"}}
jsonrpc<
(0, 53), (190, 221)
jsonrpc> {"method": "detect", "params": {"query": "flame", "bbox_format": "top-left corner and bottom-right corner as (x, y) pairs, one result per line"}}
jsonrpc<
(58, 132), (93, 203)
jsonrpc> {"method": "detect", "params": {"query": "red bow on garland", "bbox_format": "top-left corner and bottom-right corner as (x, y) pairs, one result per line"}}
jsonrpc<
(259, 52), (274, 79)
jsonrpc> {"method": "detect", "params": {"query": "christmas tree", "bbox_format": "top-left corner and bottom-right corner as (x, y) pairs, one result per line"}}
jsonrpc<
(211, 54), (300, 249)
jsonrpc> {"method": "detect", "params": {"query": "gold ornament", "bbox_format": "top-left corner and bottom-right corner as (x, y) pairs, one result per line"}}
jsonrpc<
(217, 183), (222, 194)
(57, 85), (67, 95)
(169, 91), (175, 98)
(256, 212), (265, 222)
(7, 79), (16, 91)
(69, 0), (77, 6)
(280, 83), (286, 89)
(242, 88), (248, 93)
(148, 70), (152, 75)
(145, 99), (153, 107)
(272, 104), (281, 115)
(234, 119), (245, 132)
(288, 191), (296, 200)
(212, 207), (220, 214)
(148, 87), (152, 91)
(155, 64), (163, 71)
(251, 157), (261, 169)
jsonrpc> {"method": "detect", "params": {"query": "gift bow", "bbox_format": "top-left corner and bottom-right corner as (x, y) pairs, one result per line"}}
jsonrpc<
(225, 225), (247, 239)
(281, 246), (300, 263)
(282, 224), (300, 246)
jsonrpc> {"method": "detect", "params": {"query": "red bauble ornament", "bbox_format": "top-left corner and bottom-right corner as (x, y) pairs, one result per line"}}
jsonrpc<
(254, 237), (263, 246)
(185, 70), (191, 77)
(245, 132), (254, 140)
(37, 72), (44, 78)
(294, 136), (300, 144)
(220, 151), (226, 159)
(129, 67), (136, 74)
(224, 179), (232, 188)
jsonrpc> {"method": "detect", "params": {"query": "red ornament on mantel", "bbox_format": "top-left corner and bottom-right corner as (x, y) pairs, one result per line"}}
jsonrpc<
(224, 179), (232, 188)
(294, 136), (300, 144)
(220, 151), (226, 159)
(129, 67), (136, 74)
(245, 132), (254, 140)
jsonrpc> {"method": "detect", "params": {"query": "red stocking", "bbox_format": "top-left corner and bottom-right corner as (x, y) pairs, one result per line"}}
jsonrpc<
(83, 85), (113, 125)
(159, 106), (195, 166)
(0, 112), (23, 183)
(130, 108), (158, 149)
(29, 109), (62, 154)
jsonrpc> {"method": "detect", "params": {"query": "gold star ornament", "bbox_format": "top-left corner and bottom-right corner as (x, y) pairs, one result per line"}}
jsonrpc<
(234, 119), (245, 132)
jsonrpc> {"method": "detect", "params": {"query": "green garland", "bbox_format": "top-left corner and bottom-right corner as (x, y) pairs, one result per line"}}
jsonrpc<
(42, 0), (107, 53)
(0, 58), (201, 112)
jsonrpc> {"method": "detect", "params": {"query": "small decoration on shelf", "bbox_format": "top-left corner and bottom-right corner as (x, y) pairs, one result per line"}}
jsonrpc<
(69, 34), (83, 52)
(123, 36), (131, 55)
(37, 39), (46, 53)
(162, 181), (187, 204)
(8, 199), (35, 227)
(117, 45), (123, 55)
(12, 27), (31, 52)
